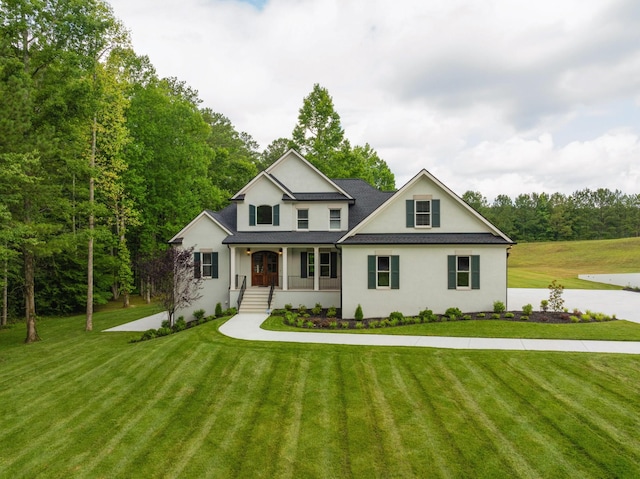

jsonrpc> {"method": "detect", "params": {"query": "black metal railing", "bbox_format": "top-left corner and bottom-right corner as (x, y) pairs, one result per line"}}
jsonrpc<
(268, 276), (276, 310)
(237, 275), (247, 310)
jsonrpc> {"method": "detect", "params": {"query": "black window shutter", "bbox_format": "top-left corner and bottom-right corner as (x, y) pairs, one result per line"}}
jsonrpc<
(330, 252), (338, 278)
(406, 200), (414, 227)
(212, 252), (219, 279)
(194, 252), (201, 279)
(273, 204), (280, 226)
(391, 255), (400, 289)
(249, 204), (256, 226)
(367, 255), (376, 289)
(447, 255), (456, 289)
(300, 252), (307, 278)
(432, 199), (441, 227)
(471, 255), (480, 289)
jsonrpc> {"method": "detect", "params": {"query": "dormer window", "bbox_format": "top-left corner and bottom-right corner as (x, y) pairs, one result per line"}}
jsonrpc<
(249, 204), (280, 226)
(257, 205), (272, 224)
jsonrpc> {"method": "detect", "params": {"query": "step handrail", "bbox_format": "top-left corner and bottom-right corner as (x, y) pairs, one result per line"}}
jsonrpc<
(237, 275), (247, 310)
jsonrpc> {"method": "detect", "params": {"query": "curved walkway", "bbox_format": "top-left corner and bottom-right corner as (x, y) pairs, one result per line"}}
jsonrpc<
(219, 289), (640, 355)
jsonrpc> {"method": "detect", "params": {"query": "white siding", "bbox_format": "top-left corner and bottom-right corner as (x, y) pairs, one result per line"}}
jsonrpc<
(268, 151), (340, 193)
(341, 244), (508, 319)
(175, 216), (231, 320)
(358, 175), (490, 234)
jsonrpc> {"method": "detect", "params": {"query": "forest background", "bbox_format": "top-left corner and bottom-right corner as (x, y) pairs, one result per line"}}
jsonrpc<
(1, 1), (638, 331)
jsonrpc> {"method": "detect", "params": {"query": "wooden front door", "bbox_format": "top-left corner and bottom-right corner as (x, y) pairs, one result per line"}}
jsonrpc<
(251, 251), (279, 287)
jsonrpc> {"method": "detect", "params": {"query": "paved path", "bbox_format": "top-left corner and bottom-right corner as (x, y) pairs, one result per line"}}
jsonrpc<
(106, 289), (640, 354)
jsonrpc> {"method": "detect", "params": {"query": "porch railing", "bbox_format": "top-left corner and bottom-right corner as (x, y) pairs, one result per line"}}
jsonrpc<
(284, 276), (341, 290)
(237, 275), (247, 310)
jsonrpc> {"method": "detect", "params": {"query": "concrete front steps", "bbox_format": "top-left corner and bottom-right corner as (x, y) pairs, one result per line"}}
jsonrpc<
(239, 288), (272, 314)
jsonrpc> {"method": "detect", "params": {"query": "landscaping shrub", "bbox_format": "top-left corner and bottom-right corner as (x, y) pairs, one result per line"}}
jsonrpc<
(327, 307), (337, 318)
(298, 304), (307, 314)
(284, 303), (293, 311)
(477, 313), (486, 318)
(223, 307), (237, 316)
(355, 304), (363, 321)
(419, 309), (437, 322)
(521, 315), (529, 321)
(296, 319), (305, 328)
(462, 315), (472, 320)
(369, 320), (380, 328)
(156, 327), (172, 337)
(445, 307), (463, 319)
(389, 318), (399, 327)
(522, 304), (533, 316)
(161, 319), (170, 329)
(311, 303), (322, 315)
(389, 311), (404, 321)
(381, 319), (391, 327)
(504, 312), (515, 319)
(548, 280), (565, 312)
(570, 316), (580, 323)
(174, 317), (187, 332)
(493, 301), (506, 313)
(305, 320), (314, 328)
(141, 329), (157, 341)
(215, 302), (223, 317)
(491, 313), (500, 319)
(340, 321), (349, 329)
(355, 322), (365, 329)
(329, 321), (338, 329)
(540, 300), (549, 312)
(193, 309), (206, 321)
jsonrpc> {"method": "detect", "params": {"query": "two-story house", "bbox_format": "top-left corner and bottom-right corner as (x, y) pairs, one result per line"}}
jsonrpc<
(169, 149), (514, 319)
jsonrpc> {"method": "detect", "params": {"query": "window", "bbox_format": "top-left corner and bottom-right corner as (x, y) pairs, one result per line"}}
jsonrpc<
(368, 255), (399, 289)
(377, 256), (390, 287)
(250, 204), (279, 226)
(202, 252), (213, 277)
(415, 200), (431, 227)
(406, 199), (440, 228)
(448, 255), (479, 290)
(257, 205), (272, 225)
(329, 209), (341, 229)
(297, 209), (309, 229)
(194, 251), (218, 279)
(320, 252), (330, 277)
(307, 252), (315, 277)
(456, 256), (470, 288)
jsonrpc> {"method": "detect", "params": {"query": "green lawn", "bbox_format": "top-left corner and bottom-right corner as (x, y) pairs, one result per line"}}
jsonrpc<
(262, 315), (640, 341)
(508, 237), (640, 288)
(2, 307), (640, 478)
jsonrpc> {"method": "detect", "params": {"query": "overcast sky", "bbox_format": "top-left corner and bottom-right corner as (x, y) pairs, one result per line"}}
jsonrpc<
(108, 0), (640, 200)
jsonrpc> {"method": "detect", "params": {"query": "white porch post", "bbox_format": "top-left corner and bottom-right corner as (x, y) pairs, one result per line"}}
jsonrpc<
(230, 246), (236, 290)
(314, 246), (319, 291)
(282, 247), (288, 291)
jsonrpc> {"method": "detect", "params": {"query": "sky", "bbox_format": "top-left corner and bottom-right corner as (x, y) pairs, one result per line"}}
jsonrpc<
(107, 0), (640, 200)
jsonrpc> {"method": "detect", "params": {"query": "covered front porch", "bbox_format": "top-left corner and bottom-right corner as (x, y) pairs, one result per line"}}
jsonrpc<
(229, 244), (341, 292)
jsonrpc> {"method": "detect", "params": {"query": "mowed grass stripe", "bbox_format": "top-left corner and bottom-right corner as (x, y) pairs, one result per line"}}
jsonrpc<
(74, 339), (213, 477)
(512, 361), (640, 474)
(99, 345), (229, 478)
(334, 354), (354, 478)
(271, 352), (310, 479)
(340, 351), (386, 477)
(493, 358), (624, 474)
(457, 357), (585, 478)
(360, 357), (416, 478)
(1, 337), (186, 477)
(432, 356), (541, 478)
(292, 352), (344, 478)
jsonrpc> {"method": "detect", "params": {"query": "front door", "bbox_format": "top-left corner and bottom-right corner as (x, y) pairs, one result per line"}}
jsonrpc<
(251, 251), (279, 287)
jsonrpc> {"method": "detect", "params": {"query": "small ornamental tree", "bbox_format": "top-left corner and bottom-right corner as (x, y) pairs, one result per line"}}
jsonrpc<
(146, 247), (203, 327)
(548, 280), (565, 312)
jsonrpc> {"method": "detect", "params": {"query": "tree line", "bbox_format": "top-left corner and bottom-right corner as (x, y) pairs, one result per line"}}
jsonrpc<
(462, 189), (640, 243)
(0, 0), (394, 340)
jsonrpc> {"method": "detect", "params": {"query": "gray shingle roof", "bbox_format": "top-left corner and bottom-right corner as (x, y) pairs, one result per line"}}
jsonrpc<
(285, 192), (352, 202)
(332, 179), (395, 229)
(208, 204), (237, 232)
(340, 233), (512, 245)
(223, 231), (344, 245)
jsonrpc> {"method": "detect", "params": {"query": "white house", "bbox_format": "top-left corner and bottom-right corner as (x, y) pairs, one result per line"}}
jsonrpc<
(169, 149), (514, 319)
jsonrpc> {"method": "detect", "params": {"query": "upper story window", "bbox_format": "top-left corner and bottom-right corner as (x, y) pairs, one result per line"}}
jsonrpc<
(415, 200), (431, 227)
(406, 199), (440, 228)
(257, 205), (272, 224)
(329, 209), (341, 229)
(297, 209), (309, 230)
(249, 204), (280, 226)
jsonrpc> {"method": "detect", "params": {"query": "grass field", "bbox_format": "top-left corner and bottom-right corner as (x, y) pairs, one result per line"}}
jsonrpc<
(2, 306), (640, 478)
(508, 237), (640, 288)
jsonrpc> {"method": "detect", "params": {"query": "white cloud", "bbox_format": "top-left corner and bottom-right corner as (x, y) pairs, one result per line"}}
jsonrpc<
(108, 0), (640, 196)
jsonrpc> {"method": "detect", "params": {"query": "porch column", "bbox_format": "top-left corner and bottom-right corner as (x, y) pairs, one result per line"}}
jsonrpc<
(282, 247), (288, 291)
(314, 246), (319, 291)
(229, 246), (236, 290)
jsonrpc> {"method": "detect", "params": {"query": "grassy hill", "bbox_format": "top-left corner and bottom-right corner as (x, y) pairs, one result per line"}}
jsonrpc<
(2, 306), (640, 477)
(508, 237), (640, 288)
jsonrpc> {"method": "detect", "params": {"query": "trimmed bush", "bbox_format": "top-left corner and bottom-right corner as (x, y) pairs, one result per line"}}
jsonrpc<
(298, 304), (307, 314)
(284, 303), (293, 311)
(355, 304), (364, 321)
(504, 312), (515, 319)
(193, 309), (206, 321)
(327, 307), (337, 318)
(215, 303), (223, 317)
(355, 322), (365, 329)
(445, 307), (463, 319)
(493, 301), (506, 313)
(540, 300), (549, 312)
(491, 313), (500, 319)
(174, 317), (187, 332)
(522, 304), (533, 316)
(311, 303), (322, 315)
(389, 311), (404, 322)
